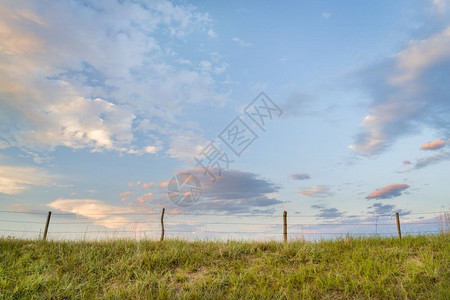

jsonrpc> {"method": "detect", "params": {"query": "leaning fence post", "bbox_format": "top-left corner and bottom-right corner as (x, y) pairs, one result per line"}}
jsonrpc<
(283, 211), (287, 243)
(396, 212), (402, 239)
(160, 208), (165, 241)
(43, 211), (52, 241)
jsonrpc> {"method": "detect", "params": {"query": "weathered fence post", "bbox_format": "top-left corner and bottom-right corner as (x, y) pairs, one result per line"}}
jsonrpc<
(160, 208), (165, 241)
(283, 211), (287, 243)
(396, 212), (402, 240)
(43, 211), (52, 241)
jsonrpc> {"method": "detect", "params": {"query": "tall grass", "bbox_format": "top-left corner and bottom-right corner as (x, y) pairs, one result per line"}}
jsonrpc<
(439, 211), (450, 234)
(1, 234), (448, 299)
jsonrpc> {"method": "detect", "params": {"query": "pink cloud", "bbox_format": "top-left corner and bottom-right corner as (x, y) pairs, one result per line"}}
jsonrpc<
(402, 160), (411, 165)
(119, 190), (134, 202)
(297, 186), (333, 198)
(366, 184), (410, 200)
(159, 180), (169, 188)
(136, 192), (153, 204)
(141, 182), (154, 189)
(419, 139), (448, 150)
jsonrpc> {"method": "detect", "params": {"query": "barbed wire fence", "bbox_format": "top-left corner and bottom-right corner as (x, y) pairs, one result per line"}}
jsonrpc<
(0, 209), (448, 242)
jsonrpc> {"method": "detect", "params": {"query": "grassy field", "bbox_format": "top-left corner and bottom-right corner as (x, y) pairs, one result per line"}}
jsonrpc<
(0, 234), (448, 299)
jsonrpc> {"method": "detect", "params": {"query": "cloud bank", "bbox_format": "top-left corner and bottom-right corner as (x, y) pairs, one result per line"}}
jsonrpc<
(350, 25), (450, 155)
(161, 168), (284, 214)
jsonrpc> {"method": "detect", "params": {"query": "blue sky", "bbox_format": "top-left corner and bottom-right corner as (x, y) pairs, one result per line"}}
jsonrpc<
(0, 0), (449, 239)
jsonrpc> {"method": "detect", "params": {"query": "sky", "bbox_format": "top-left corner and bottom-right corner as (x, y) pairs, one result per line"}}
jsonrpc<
(0, 0), (449, 240)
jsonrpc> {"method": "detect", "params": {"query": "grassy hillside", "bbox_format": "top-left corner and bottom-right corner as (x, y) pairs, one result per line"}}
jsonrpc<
(1, 234), (449, 299)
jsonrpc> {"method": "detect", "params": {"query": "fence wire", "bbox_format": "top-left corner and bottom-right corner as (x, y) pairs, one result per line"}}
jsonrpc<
(0, 209), (448, 240)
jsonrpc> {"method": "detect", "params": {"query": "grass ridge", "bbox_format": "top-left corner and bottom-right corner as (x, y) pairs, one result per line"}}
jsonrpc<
(1, 234), (449, 299)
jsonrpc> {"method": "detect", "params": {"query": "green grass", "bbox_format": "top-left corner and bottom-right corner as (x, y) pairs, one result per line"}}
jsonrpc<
(1, 234), (448, 299)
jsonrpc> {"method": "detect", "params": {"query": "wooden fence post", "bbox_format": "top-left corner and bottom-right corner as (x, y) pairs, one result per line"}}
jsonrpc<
(396, 212), (402, 240)
(43, 211), (52, 241)
(283, 211), (287, 243)
(160, 208), (165, 241)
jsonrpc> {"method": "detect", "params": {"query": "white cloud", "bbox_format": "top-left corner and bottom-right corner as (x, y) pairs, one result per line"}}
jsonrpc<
(0, 0), (226, 157)
(144, 146), (159, 154)
(232, 37), (253, 48)
(432, 0), (448, 13)
(207, 29), (217, 38)
(165, 129), (207, 160)
(12, 97), (136, 152)
(0, 165), (52, 195)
